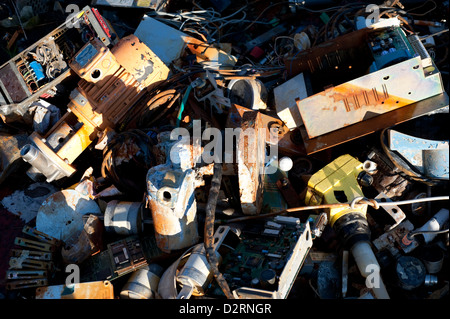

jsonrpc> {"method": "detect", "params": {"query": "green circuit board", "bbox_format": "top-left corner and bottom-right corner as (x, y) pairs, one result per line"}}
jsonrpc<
(207, 217), (307, 297)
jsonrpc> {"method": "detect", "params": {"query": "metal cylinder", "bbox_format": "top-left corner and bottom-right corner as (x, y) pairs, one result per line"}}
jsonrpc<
(176, 245), (222, 296)
(104, 200), (144, 235)
(120, 264), (164, 299)
(363, 160), (378, 175)
(395, 256), (426, 291)
(21, 144), (57, 181)
(421, 245), (444, 274)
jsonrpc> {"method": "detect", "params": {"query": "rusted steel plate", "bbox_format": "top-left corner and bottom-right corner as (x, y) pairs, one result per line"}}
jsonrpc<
(297, 57), (444, 139)
(300, 92), (449, 154)
(35, 280), (114, 299)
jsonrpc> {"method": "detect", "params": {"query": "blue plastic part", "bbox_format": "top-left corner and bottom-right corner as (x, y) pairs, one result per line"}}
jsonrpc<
(29, 61), (45, 81)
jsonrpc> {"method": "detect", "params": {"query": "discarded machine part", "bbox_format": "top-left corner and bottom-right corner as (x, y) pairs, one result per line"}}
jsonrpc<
(120, 264), (164, 299)
(395, 256), (427, 291)
(0, 182), (59, 223)
(35, 189), (101, 243)
(286, 23), (444, 139)
(227, 78), (268, 110)
(14, 237), (55, 253)
(176, 244), (222, 299)
(157, 226), (231, 299)
(6, 278), (48, 290)
(284, 22), (449, 154)
(228, 103), (306, 160)
(0, 133), (28, 185)
(305, 154), (390, 299)
(366, 149), (411, 198)
(147, 166), (200, 252)
(21, 33), (169, 182)
(35, 280), (114, 299)
(61, 214), (103, 264)
(10, 249), (52, 261)
(299, 92), (449, 155)
(79, 235), (163, 282)
(373, 219), (415, 256)
(9, 256), (53, 270)
(146, 134), (213, 252)
(31, 99), (61, 135)
(385, 129), (449, 181)
(5, 224), (57, 291)
(8, 249), (53, 269)
(6, 270), (47, 280)
(374, 192), (406, 231)
(104, 200), (144, 235)
(279, 157), (294, 172)
(225, 105), (267, 215)
(363, 160), (378, 175)
(101, 130), (155, 198)
(308, 212), (328, 239)
(207, 217), (313, 299)
(0, 6), (117, 121)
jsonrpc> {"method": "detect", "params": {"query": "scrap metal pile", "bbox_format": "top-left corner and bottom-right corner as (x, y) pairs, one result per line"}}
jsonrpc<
(0, 0), (448, 300)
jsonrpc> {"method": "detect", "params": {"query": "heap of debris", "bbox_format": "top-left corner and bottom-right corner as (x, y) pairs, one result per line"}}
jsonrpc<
(0, 0), (448, 300)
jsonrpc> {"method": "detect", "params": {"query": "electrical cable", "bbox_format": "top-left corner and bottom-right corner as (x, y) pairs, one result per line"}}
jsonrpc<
(217, 196), (449, 224)
(409, 229), (449, 237)
(406, 0), (437, 16)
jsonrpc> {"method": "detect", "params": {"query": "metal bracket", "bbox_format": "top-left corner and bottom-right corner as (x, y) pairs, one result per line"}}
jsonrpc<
(374, 192), (406, 231)
(14, 237), (55, 252)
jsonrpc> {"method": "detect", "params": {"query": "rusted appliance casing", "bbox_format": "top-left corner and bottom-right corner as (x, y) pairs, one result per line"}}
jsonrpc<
(284, 24), (446, 154)
(21, 35), (169, 182)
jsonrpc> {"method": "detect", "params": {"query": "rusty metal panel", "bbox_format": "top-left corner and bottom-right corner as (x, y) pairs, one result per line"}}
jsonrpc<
(300, 92), (449, 154)
(0, 63), (30, 102)
(35, 281), (114, 299)
(298, 57), (444, 139)
(6, 278), (48, 290)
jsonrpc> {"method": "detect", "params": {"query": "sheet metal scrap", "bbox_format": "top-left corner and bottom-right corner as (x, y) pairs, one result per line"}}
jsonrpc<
(6, 226), (59, 290)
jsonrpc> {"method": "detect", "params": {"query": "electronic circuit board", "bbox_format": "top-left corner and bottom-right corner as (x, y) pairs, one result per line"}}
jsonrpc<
(207, 216), (313, 299)
(79, 234), (164, 282)
(368, 26), (415, 70)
